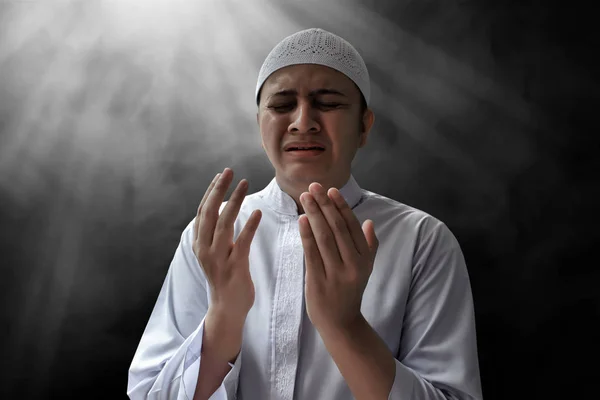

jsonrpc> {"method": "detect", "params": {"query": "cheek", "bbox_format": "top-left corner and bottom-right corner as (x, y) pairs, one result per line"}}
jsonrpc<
(263, 119), (287, 142)
(260, 124), (285, 157)
(323, 118), (360, 153)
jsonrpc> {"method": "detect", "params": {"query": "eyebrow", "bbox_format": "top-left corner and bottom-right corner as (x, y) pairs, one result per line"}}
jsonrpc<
(268, 88), (348, 100)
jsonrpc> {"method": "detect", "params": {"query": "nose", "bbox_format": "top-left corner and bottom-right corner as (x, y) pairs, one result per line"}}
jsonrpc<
(288, 101), (320, 134)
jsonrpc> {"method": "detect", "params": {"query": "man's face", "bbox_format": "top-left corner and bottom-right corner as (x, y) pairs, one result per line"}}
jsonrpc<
(256, 64), (373, 190)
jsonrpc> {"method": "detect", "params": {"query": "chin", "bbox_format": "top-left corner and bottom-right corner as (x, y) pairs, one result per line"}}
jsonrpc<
(294, 174), (332, 189)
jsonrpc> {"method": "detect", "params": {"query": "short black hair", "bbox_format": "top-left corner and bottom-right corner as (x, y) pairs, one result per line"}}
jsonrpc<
(358, 91), (367, 116)
(358, 91), (367, 133)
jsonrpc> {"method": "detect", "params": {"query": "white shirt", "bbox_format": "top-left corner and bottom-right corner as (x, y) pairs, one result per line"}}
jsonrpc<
(127, 175), (483, 400)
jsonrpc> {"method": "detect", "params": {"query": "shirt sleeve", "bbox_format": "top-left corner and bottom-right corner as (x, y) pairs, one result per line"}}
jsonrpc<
(388, 219), (483, 400)
(127, 218), (242, 400)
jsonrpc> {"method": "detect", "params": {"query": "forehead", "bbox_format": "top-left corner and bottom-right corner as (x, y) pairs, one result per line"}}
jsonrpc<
(262, 64), (356, 94)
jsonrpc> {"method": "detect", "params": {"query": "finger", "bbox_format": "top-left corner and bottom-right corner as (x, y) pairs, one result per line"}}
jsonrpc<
(298, 213), (326, 280)
(308, 183), (356, 264)
(300, 192), (342, 270)
(214, 179), (249, 246)
(327, 187), (370, 256)
(194, 172), (220, 243)
(232, 209), (262, 258)
(199, 168), (233, 248)
(362, 219), (379, 266)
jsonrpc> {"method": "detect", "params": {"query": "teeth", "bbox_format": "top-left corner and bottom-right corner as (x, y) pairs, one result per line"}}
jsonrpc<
(289, 146), (323, 150)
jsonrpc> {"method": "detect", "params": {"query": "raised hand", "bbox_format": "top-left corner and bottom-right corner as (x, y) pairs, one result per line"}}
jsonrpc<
(298, 182), (379, 334)
(192, 168), (262, 322)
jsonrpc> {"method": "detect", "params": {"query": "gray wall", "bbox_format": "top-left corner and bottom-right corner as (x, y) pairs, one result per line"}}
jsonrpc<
(0, 0), (597, 398)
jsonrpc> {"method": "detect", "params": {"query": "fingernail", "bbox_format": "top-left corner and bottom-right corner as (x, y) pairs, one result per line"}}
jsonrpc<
(301, 193), (314, 204)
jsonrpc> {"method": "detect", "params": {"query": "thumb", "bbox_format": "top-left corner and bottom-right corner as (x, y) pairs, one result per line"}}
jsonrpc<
(362, 219), (379, 261)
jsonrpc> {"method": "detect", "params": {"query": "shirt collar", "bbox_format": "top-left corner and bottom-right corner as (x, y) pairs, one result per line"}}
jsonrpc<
(258, 174), (364, 216)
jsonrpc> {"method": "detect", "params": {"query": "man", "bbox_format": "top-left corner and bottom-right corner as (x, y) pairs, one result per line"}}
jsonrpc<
(128, 28), (483, 400)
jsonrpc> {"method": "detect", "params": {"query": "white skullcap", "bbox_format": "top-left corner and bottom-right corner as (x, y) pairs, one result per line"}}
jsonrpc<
(255, 28), (371, 106)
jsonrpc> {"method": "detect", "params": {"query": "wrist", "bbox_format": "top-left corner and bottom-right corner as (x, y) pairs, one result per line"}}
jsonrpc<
(318, 313), (367, 342)
(204, 307), (246, 363)
(206, 303), (247, 328)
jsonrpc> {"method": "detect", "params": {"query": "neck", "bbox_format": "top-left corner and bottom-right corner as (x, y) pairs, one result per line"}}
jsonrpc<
(275, 172), (351, 215)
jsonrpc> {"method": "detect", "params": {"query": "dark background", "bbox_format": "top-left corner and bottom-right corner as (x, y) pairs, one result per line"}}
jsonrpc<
(1, 0), (598, 399)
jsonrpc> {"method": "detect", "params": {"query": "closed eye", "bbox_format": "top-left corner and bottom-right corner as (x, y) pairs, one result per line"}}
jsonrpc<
(317, 103), (342, 109)
(267, 103), (343, 112)
(268, 104), (294, 113)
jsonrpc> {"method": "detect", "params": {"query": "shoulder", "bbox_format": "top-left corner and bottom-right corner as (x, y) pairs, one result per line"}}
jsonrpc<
(359, 189), (459, 251)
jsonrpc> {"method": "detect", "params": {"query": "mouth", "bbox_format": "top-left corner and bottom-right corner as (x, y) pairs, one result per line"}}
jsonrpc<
(284, 146), (326, 158)
(284, 146), (325, 152)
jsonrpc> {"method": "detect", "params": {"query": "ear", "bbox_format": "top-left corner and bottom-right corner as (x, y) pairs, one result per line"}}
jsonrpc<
(359, 108), (375, 148)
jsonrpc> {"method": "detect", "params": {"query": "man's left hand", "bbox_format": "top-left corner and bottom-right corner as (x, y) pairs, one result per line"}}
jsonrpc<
(298, 182), (379, 335)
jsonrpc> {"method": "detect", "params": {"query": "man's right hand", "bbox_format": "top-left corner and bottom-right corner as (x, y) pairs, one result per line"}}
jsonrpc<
(193, 167), (262, 325)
